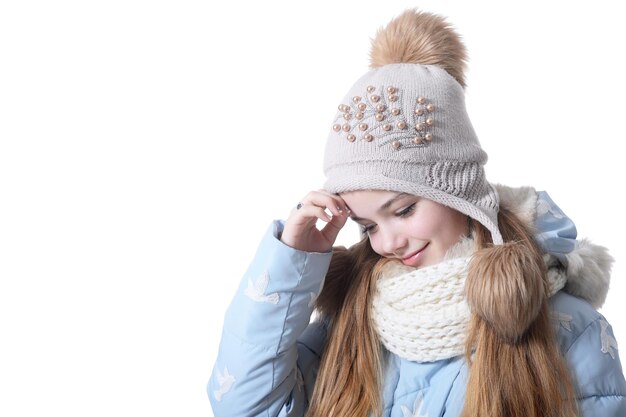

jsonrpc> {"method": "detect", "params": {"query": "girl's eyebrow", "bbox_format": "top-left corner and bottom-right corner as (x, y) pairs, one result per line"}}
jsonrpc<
(379, 192), (411, 211)
(349, 192), (411, 222)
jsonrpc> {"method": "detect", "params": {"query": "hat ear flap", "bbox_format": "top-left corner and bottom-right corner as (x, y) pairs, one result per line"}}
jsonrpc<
(466, 242), (546, 342)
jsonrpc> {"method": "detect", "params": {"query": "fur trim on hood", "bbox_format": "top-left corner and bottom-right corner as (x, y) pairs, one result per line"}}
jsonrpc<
(494, 184), (613, 309)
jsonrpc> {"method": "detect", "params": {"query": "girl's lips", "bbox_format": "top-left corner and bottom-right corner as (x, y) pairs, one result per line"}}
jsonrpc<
(401, 243), (429, 266)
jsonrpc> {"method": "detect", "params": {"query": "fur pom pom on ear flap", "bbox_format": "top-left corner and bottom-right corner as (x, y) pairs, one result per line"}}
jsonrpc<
(466, 242), (546, 342)
(369, 8), (468, 87)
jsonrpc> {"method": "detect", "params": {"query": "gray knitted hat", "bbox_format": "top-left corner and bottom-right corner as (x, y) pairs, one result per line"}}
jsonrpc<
(323, 9), (503, 244)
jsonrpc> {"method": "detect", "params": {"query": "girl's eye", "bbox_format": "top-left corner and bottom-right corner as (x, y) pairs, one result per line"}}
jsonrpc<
(396, 202), (416, 217)
(360, 203), (416, 234)
(361, 224), (377, 234)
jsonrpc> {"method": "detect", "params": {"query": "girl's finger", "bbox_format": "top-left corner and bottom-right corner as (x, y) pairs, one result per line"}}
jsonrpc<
(320, 209), (349, 241)
(293, 204), (333, 223)
(311, 206), (333, 222)
(300, 192), (349, 217)
(318, 189), (350, 211)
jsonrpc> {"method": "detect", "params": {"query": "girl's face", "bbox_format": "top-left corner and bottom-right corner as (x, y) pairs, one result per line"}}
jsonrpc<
(340, 190), (469, 268)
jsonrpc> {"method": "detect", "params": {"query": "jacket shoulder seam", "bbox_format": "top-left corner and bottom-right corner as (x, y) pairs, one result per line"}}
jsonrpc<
(564, 315), (604, 356)
(577, 393), (626, 400)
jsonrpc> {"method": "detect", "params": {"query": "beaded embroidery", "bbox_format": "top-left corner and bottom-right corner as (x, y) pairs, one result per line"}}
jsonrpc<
(331, 85), (436, 150)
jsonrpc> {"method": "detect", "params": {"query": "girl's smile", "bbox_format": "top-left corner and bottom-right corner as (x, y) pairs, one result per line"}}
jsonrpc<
(400, 242), (430, 267)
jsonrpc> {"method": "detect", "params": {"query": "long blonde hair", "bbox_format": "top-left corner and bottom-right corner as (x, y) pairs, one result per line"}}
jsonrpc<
(307, 207), (579, 417)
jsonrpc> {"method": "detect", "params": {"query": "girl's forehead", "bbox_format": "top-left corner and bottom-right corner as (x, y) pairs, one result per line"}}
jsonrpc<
(341, 190), (401, 209)
(341, 189), (409, 200)
(343, 190), (421, 204)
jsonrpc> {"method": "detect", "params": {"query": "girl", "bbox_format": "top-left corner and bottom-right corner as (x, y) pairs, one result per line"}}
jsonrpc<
(208, 9), (625, 417)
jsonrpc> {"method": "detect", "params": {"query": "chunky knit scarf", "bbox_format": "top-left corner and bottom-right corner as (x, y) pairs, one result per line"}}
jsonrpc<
(371, 240), (568, 362)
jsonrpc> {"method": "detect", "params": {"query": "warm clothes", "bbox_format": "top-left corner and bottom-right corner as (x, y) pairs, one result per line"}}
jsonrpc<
(373, 251), (473, 362)
(208, 188), (626, 417)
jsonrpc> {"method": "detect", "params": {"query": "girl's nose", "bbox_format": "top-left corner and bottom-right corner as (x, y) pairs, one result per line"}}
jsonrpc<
(380, 227), (407, 257)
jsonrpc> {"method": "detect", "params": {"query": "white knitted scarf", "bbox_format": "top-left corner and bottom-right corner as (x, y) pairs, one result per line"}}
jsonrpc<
(371, 240), (567, 363)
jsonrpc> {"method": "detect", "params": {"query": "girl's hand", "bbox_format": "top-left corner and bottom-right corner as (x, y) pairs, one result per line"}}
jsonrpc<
(280, 190), (350, 253)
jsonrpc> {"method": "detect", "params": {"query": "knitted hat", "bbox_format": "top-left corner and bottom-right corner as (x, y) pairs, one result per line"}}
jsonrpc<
(323, 9), (503, 245)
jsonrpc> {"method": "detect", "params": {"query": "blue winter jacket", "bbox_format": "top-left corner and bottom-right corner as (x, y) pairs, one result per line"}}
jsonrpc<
(208, 190), (626, 416)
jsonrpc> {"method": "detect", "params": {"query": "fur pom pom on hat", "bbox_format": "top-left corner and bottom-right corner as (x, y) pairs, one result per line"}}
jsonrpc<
(323, 9), (503, 244)
(369, 9), (468, 87)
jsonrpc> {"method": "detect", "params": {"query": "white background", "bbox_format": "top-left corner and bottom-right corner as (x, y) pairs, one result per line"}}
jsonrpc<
(1, 1), (624, 416)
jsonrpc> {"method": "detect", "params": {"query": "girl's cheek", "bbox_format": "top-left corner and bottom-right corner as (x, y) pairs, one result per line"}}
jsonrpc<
(368, 237), (385, 257)
(404, 218), (432, 237)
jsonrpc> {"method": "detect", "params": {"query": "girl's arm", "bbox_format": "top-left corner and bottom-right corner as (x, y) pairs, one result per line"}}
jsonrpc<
(569, 315), (626, 415)
(208, 220), (332, 417)
(550, 292), (626, 416)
